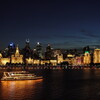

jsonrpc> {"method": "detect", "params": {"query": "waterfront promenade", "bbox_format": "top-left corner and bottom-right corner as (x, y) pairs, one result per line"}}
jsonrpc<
(0, 65), (100, 71)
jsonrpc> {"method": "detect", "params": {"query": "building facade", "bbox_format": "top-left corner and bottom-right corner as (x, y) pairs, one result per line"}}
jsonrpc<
(11, 45), (23, 64)
(93, 49), (100, 64)
(83, 51), (91, 65)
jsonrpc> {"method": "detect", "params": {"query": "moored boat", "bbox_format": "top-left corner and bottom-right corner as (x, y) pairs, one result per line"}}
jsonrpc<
(1, 71), (43, 81)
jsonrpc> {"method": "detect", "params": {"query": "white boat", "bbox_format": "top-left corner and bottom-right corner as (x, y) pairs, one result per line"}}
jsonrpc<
(1, 71), (43, 81)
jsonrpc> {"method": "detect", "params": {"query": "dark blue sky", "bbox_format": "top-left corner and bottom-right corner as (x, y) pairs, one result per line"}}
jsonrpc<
(1, 0), (100, 49)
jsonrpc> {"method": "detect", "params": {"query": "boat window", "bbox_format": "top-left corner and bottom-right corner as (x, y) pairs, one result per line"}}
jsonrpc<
(5, 73), (9, 77)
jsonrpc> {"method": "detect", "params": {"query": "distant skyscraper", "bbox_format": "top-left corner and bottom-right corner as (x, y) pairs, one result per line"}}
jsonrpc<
(22, 39), (32, 64)
(2, 48), (8, 57)
(26, 39), (30, 43)
(35, 42), (43, 59)
(26, 39), (30, 47)
(45, 44), (52, 60)
(46, 44), (51, 52)
(8, 42), (16, 57)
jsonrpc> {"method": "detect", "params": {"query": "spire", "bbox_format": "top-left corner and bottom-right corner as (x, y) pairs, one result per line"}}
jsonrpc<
(37, 42), (40, 45)
(15, 44), (20, 56)
(26, 39), (30, 44)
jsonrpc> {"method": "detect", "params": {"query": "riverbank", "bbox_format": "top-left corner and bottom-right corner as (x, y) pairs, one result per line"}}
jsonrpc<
(0, 66), (100, 72)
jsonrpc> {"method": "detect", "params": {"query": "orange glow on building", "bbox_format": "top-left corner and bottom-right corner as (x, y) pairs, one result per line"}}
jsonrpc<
(93, 49), (100, 63)
(0, 58), (10, 65)
(11, 45), (23, 64)
(26, 58), (33, 64)
(83, 52), (91, 65)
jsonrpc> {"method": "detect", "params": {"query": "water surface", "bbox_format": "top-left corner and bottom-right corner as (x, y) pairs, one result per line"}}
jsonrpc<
(0, 69), (100, 100)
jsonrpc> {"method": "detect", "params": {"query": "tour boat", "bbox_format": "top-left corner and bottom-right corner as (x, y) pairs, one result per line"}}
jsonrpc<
(1, 71), (43, 81)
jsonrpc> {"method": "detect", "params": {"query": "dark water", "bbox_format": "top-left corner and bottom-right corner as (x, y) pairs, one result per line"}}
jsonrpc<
(0, 69), (100, 100)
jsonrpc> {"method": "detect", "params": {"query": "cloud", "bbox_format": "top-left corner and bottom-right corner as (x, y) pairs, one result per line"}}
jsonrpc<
(52, 40), (86, 49)
(89, 44), (100, 49)
(80, 29), (86, 33)
(80, 29), (100, 38)
(53, 34), (86, 40)
(84, 32), (99, 38)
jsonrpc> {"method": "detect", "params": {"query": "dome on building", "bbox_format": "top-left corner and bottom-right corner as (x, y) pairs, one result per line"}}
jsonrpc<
(67, 54), (74, 58)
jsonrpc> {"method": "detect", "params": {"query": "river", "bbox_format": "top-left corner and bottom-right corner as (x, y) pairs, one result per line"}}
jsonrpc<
(0, 69), (100, 100)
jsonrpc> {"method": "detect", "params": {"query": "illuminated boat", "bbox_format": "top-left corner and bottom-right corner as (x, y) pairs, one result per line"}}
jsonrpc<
(1, 71), (43, 81)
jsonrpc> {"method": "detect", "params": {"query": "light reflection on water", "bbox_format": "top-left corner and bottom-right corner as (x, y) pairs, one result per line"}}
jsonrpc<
(0, 79), (43, 100)
(0, 70), (100, 100)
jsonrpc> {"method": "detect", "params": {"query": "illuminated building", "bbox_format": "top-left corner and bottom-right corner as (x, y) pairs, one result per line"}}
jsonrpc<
(0, 58), (10, 65)
(0, 53), (2, 58)
(23, 39), (32, 58)
(57, 54), (63, 64)
(83, 46), (90, 53)
(67, 54), (75, 58)
(33, 59), (40, 65)
(22, 39), (33, 65)
(35, 42), (43, 59)
(26, 57), (33, 65)
(40, 60), (50, 65)
(40, 59), (57, 66)
(2, 48), (9, 57)
(71, 55), (83, 66)
(53, 49), (61, 57)
(93, 49), (100, 64)
(8, 42), (16, 57)
(83, 51), (91, 65)
(11, 45), (23, 64)
(26, 58), (58, 66)
(45, 44), (52, 60)
(0, 42), (96, 66)
(50, 60), (57, 65)
(64, 54), (75, 65)
(0, 53), (10, 65)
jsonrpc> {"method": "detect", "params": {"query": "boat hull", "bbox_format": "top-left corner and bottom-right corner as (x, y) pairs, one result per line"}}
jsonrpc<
(1, 76), (43, 81)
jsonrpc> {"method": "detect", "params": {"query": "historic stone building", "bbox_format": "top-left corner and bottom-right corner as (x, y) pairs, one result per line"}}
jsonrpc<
(57, 54), (63, 64)
(11, 45), (23, 64)
(93, 49), (100, 64)
(83, 51), (91, 65)
(0, 53), (10, 65)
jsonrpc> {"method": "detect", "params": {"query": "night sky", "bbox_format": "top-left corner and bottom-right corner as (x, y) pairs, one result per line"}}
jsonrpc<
(1, 0), (100, 49)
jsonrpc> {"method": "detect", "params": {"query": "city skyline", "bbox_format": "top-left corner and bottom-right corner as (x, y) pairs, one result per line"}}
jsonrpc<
(1, 0), (100, 49)
(0, 40), (92, 51)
